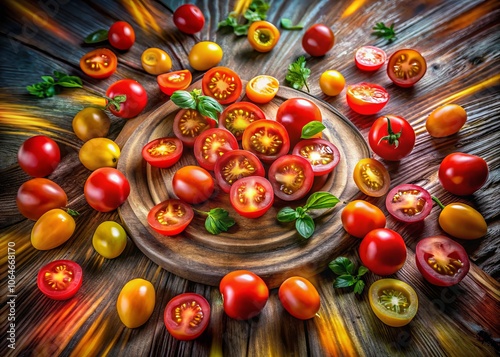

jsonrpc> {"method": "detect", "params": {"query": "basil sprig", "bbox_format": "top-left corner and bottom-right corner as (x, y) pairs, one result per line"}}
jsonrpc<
(194, 207), (236, 235)
(170, 89), (223, 122)
(27, 71), (83, 98)
(329, 257), (368, 294)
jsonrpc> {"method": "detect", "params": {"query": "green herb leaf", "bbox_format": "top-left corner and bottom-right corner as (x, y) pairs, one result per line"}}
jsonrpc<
(27, 71), (82, 98)
(304, 192), (340, 210)
(353, 280), (365, 294)
(170, 90), (197, 109)
(197, 96), (223, 122)
(84, 29), (109, 44)
(218, 0), (270, 36)
(280, 18), (304, 30)
(285, 56), (310, 92)
(171, 89), (222, 122)
(205, 208), (235, 235)
(334, 275), (356, 288)
(357, 265), (369, 277)
(276, 207), (298, 222)
(295, 214), (315, 239)
(329, 256), (367, 294)
(301, 121), (326, 139)
(372, 22), (396, 43)
(329, 257), (355, 276)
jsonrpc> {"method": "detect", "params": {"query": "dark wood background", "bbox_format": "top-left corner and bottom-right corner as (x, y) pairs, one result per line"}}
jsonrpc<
(0, 0), (499, 356)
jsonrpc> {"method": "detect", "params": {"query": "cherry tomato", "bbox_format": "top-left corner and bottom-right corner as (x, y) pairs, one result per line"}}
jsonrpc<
(346, 82), (389, 115)
(194, 128), (239, 171)
(368, 115), (416, 161)
(302, 24), (334, 57)
(426, 104), (467, 138)
(241, 120), (290, 164)
(157, 70), (192, 96)
(31, 208), (76, 250)
(202, 66), (242, 105)
(16, 178), (67, 220)
(386, 184), (432, 223)
(108, 21), (135, 50)
(72, 107), (110, 142)
(142, 137), (183, 169)
(247, 21), (280, 52)
(387, 49), (427, 87)
(79, 137), (120, 171)
(341, 200), (386, 239)
(79, 48), (117, 79)
(37, 259), (82, 300)
(353, 158), (390, 197)
(173, 109), (216, 147)
(164, 293), (210, 340)
(438, 153), (488, 195)
(278, 276), (320, 320)
(106, 79), (148, 119)
(116, 278), (155, 328)
(141, 48), (172, 75)
(415, 236), (470, 286)
(268, 154), (314, 201)
(319, 70), (345, 96)
(292, 138), (340, 176)
(84, 167), (130, 212)
(355, 46), (386, 71)
(92, 221), (127, 259)
(172, 166), (214, 204)
(369, 279), (418, 327)
(173, 4), (205, 34)
(359, 228), (407, 276)
(18, 135), (60, 177)
(245, 75), (279, 104)
(229, 176), (274, 218)
(218, 101), (266, 140)
(147, 199), (194, 236)
(214, 150), (265, 193)
(219, 270), (269, 320)
(189, 41), (223, 71)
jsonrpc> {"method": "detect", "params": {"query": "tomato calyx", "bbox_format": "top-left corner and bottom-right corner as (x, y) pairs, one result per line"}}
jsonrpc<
(378, 117), (401, 148)
(104, 94), (127, 112)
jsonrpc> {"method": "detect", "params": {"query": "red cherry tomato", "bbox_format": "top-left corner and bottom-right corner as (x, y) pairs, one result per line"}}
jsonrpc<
(387, 49), (427, 87)
(268, 154), (314, 201)
(202, 66), (242, 105)
(193, 128), (239, 171)
(172, 166), (214, 204)
(16, 178), (67, 220)
(292, 138), (340, 176)
(147, 199), (194, 236)
(346, 82), (389, 115)
(218, 101), (266, 140)
(142, 137), (183, 169)
(106, 79), (148, 119)
(229, 176), (274, 218)
(37, 259), (83, 300)
(368, 115), (416, 161)
(108, 21), (135, 50)
(438, 153), (488, 195)
(214, 149), (265, 193)
(241, 119), (290, 164)
(157, 70), (192, 96)
(173, 109), (216, 147)
(278, 276), (320, 320)
(302, 24), (334, 57)
(164, 293), (210, 340)
(173, 4), (205, 34)
(341, 200), (386, 238)
(219, 270), (269, 320)
(17, 135), (60, 177)
(359, 228), (407, 276)
(415, 236), (470, 287)
(79, 48), (117, 79)
(84, 167), (130, 212)
(355, 46), (387, 71)
(385, 184), (433, 223)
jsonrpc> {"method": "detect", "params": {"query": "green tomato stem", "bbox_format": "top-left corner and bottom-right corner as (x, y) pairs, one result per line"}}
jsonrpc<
(432, 196), (446, 210)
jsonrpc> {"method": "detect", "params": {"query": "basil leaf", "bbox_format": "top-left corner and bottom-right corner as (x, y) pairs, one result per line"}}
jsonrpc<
(304, 192), (339, 210)
(295, 214), (315, 239)
(280, 18), (304, 30)
(328, 257), (355, 276)
(334, 275), (355, 288)
(84, 29), (109, 44)
(276, 207), (298, 222)
(353, 280), (365, 294)
(357, 265), (369, 277)
(170, 90), (197, 110)
(197, 96), (223, 122)
(301, 121), (326, 139)
(205, 208), (235, 235)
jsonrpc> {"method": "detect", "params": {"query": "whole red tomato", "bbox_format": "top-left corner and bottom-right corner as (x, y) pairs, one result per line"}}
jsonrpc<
(108, 21), (135, 50)
(84, 167), (130, 212)
(302, 24), (334, 57)
(278, 276), (320, 320)
(173, 4), (205, 34)
(276, 98), (322, 148)
(369, 115), (415, 161)
(18, 135), (60, 177)
(16, 178), (68, 220)
(172, 166), (214, 204)
(438, 153), (488, 195)
(341, 200), (386, 238)
(106, 79), (148, 119)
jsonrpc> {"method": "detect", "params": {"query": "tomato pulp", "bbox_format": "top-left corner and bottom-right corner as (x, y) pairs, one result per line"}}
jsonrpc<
(164, 293), (211, 340)
(37, 259), (83, 300)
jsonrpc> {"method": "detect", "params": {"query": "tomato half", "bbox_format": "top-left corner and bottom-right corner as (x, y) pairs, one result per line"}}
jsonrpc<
(319, 70), (345, 96)
(84, 167), (130, 212)
(302, 24), (334, 57)
(218, 101), (266, 141)
(278, 276), (320, 320)
(268, 154), (314, 201)
(214, 149), (265, 193)
(353, 158), (390, 197)
(346, 82), (389, 115)
(147, 199), (194, 236)
(189, 41), (223, 71)
(194, 128), (239, 171)
(173, 108), (216, 147)
(426, 104), (467, 138)
(92, 221), (127, 259)
(202, 66), (242, 105)
(368, 115), (415, 161)
(106, 79), (148, 119)
(438, 153), (488, 196)
(141, 47), (172, 75)
(387, 49), (427, 87)
(229, 176), (274, 218)
(117, 278), (155, 328)
(386, 184), (432, 223)
(108, 21), (135, 50)
(18, 135), (60, 177)
(31, 208), (76, 250)
(142, 137), (183, 169)
(341, 200), (386, 239)
(247, 20), (280, 52)
(173, 4), (205, 34)
(79, 137), (121, 171)
(245, 75), (279, 104)
(355, 46), (386, 71)
(72, 107), (110, 142)
(172, 166), (214, 204)
(80, 48), (117, 79)
(17, 178), (67, 220)
(37, 259), (83, 300)
(164, 293), (210, 340)
(157, 70), (192, 96)
(292, 138), (340, 176)
(241, 120), (290, 164)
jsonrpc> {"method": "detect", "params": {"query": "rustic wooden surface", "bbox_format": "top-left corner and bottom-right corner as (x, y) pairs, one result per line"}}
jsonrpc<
(0, 0), (499, 356)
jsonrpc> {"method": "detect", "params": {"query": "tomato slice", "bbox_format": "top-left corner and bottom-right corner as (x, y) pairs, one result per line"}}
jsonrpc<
(268, 154), (314, 201)
(245, 75), (279, 104)
(387, 49), (427, 87)
(157, 70), (192, 96)
(173, 108), (216, 147)
(37, 259), (83, 300)
(80, 48), (117, 79)
(415, 236), (470, 287)
(193, 128), (239, 171)
(385, 184), (432, 223)
(355, 46), (387, 71)
(247, 21), (281, 52)
(241, 120), (290, 164)
(230, 176), (274, 218)
(214, 149), (265, 193)
(292, 138), (340, 176)
(346, 82), (389, 115)
(201, 66), (242, 105)
(353, 158), (390, 197)
(218, 101), (266, 140)
(142, 137), (183, 169)
(164, 293), (210, 341)
(147, 199), (194, 236)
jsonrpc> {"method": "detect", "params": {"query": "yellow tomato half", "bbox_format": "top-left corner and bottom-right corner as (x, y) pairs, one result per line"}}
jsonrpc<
(141, 48), (172, 75)
(116, 278), (155, 328)
(79, 137), (121, 171)
(245, 75), (279, 104)
(188, 41), (223, 71)
(31, 208), (76, 250)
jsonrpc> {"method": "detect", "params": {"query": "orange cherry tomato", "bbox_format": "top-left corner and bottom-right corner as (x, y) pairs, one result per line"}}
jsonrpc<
(80, 48), (117, 79)
(31, 208), (76, 250)
(245, 75), (279, 104)
(157, 70), (192, 96)
(353, 158), (390, 197)
(247, 21), (280, 52)
(278, 277), (320, 320)
(426, 104), (467, 137)
(341, 200), (386, 238)
(116, 278), (155, 328)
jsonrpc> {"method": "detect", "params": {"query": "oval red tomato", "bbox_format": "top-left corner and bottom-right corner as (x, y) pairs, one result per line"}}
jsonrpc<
(202, 66), (242, 105)
(142, 137), (183, 169)
(387, 49), (427, 87)
(292, 138), (340, 176)
(346, 82), (389, 115)
(278, 276), (320, 320)
(37, 259), (83, 300)
(106, 79), (148, 119)
(302, 24), (334, 57)
(194, 128), (238, 171)
(355, 46), (386, 71)
(16, 178), (67, 220)
(438, 153), (488, 195)
(368, 115), (416, 161)
(108, 21), (135, 50)
(241, 119), (290, 164)
(80, 48), (117, 79)
(84, 167), (130, 212)
(214, 149), (265, 193)
(157, 70), (192, 96)
(172, 166), (214, 204)
(173, 4), (205, 34)
(229, 176), (274, 218)
(385, 184), (432, 223)
(147, 199), (194, 236)
(268, 154), (314, 201)
(341, 200), (386, 239)
(173, 108), (216, 147)
(164, 293), (210, 340)
(18, 135), (61, 177)
(218, 101), (266, 140)
(276, 98), (322, 148)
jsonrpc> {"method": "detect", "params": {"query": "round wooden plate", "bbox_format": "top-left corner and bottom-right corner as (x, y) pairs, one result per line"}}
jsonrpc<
(118, 81), (370, 288)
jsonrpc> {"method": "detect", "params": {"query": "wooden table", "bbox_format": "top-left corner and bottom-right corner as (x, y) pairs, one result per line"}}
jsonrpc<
(1, 0), (499, 356)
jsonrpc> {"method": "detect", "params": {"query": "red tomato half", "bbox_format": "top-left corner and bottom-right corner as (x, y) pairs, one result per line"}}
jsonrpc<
(173, 109), (216, 147)
(268, 155), (314, 201)
(438, 153), (488, 196)
(108, 21), (135, 50)
(194, 128), (239, 171)
(172, 166), (214, 204)
(157, 70), (192, 96)
(368, 115), (416, 161)
(355, 46), (387, 71)
(147, 199), (194, 236)
(18, 135), (60, 177)
(16, 178), (67, 220)
(164, 293), (210, 340)
(202, 66), (242, 105)
(292, 138), (340, 176)
(387, 49), (427, 87)
(346, 83), (389, 115)
(218, 101), (266, 140)
(80, 48), (117, 79)
(230, 176), (274, 218)
(142, 137), (183, 169)
(173, 4), (205, 34)
(84, 167), (130, 212)
(278, 276), (320, 320)
(214, 150), (265, 193)
(385, 184), (432, 223)
(241, 120), (290, 164)
(302, 24), (334, 57)
(106, 79), (148, 119)
(37, 259), (83, 300)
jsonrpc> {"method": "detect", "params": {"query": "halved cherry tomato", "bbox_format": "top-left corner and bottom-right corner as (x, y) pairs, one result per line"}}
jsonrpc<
(415, 236), (470, 286)
(79, 137), (121, 171)
(194, 128), (238, 171)
(142, 137), (183, 169)
(157, 70), (192, 96)
(141, 48), (172, 75)
(218, 101), (266, 140)
(214, 150), (265, 193)
(106, 79), (148, 119)
(387, 49), (427, 87)
(37, 259), (83, 300)
(84, 167), (130, 212)
(202, 66), (242, 105)
(368, 115), (416, 161)
(173, 108), (216, 147)
(353, 158), (390, 197)
(188, 41), (223, 71)
(147, 199), (194, 236)
(164, 293), (210, 341)
(346, 82), (389, 115)
(292, 138), (340, 176)
(302, 24), (334, 57)
(18, 135), (60, 177)
(72, 107), (110, 142)
(278, 276), (320, 320)
(341, 200), (386, 238)
(247, 21), (280, 52)
(116, 278), (155, 328)
(108, 21), (135, 50)
(229, 176), (274, 218)
(80, 48), (117, 79)
(385, 184), (433, 223)
(355, 46), (386, 71)
(17, 178), (68, 220)
(426, 104), (467, 138)
(245, 75), (279, 104)
(268, 154), (314, 201)
(438, 152), (488, 196)
(31, 208), (76, 250)
(173, 4), (205, 34)
(172, 166), (214, 204)
(242, 120), (290, 164)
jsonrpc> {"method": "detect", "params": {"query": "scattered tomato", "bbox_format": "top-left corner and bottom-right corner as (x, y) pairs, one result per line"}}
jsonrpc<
(241, 119), (290, 164)
(387, 49), (427, 87)
(84, 167), (130, 212)
(92, 221), (128, 259)
(341, 200), (386, 238)
(106, 79), (148, 119)
(173, 4), (205, 34)
(157, 70), (192, 96)
(141, 48), (172, 75)
(16, 178), (67, 220)
(79, 137), (120, 171)
(214, 149), (265, 193)
(172, 166), (214, 204)
(189, 41), (223, 71)
(230, 176), (274, 218)
(173, 108), (216, 147)
(245, 75), (279, 104)
(202, 66), (242, 105)
(319, 70), (345, 96)
(37, 259), (83, 300)
(108, 21), (135, 50)
(218, 101), (266, 140)
(117, 278), (155, 328)
(346, 82), (389, 115)
(292, 138), (340, 176)
(164, 293), (210, 340)
(72, 107), (110, 142)
(31, 208), (76, 250)
(194, 128), (239, 171)
(147, 199), (194, 236)
(247, 20), (280, 52)
(268, 154), (314, 201)
(353, 158), (390, 197)
(386, 184), (432, 223)
(438, 152), (488, 196)
(80, 48), (117, 79)
(278, 276), (320, 320)
(302, 24), (334, 57)
(369, 115), (415, 161)
(355, 46), (386, 71)
(142, 137), (183, 169)
(18, 135), (60, 177)
(426, 104), (467, 138)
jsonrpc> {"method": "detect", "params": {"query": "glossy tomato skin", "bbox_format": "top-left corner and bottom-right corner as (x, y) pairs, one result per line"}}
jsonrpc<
(108, 21), (135, 50)
(18, 135), (61, 177)
(219, 101), (266, 140)
(194, 128), (239, 171)
(142, 137), (183, 169)
(172, 166), (214, 204)
(92, 221), (127, 259)
(319, 70), (345, 96)
(268, 154), (314, 201)
(386, 184), (432, 223)
(173, 109), (216, 147)
(214, 149), (265, 193)
(353, 158), (390, 197)
(415, 236), (470, 286)
(387, 49), (427, 87)
(189, 41), (223, 71)
(84, 167), (130, 212)
(147, 199), (194, 236)
(247, 21), (280, 52)
(117, 278), (155, 328)
(369, 115), (416, 161)
(72, 107), (110, 142)
(438, 153), (488, 195)
(302, 24), (334, 57)
(37, 259), (83, 300)
(31, 208), (76, 250)
(292, 138), (340, 176)
(241, 120), (290, 164)
(202, 66), (242, 105)
(359, 228), (407, 276)
(355, 46), (386, 71)
(219, 270), (269, 320)
(426, 104), (467, 138)
(164, 293), (210, 340)
(80, 48), (117, 79)
(79, 137), (121, 171)
(438, 202), (487, 240)
(106, 79), (148, 119)
(341, 200), (386, 238)
(157, 70), (192, 96)
(278, 277), (320, 320)
(173, 4), (205, 34)
(141, 47), (172, 75)
(276, 98), (322, 148)
(17, 178), (67, 220)
(230, 176), (274, 218)
(346, 82), (389, 115)
(245, 75), (279, 104)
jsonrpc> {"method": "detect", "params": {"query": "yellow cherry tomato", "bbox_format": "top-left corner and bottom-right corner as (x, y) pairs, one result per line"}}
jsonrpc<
(141, 48), (172, 75)
(79, 137), (121, 171)
(72, 107), (110, 142)
(92, 221), (127, 259)
(433, 197), (487, 239)
(116, 278), (155, 328)
(188, 41), (223, 71)
(245, 75), (279, 104)
(319, 70), (345, 96)
(31, 208), (76, 250)
(247, 21), (280, 52)
(426, 103), (467, 137)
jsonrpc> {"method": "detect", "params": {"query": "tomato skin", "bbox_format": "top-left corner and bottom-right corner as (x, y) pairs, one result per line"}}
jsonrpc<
(278, 277), (320, 320)
(189, 41), (223, 71)
(355, 46), (386, 71)
(142, 137), (183, 169)
(319, 70), (345, 96)
(386, 184), (432, 223)
(157, 70), (192, 96)
(219, 270), (269, 320)
(426, 104), (467, 138)
(193, 128), (239, 171)
(141, 48), (172, 75)
(147, 199), (194, 236)
(229, 176), (274, 218)
(173, 4), (205, 34)
(218, 101), (266, 140)
(346, 82), (389, 115)
(17, 178), (68, 220)
(31, 208), (76, 250)
(117, 278), (155, 328)
(172, 166), (214, 204)
(359, 228), (407, 276)
(241, 119), (290, 164)
(302, 24), (334, 57)
(106, 79), (148, 119)
(108, 21), (135, 50)
(437, 202), (487, 240)
(438, 153), (488, 196)
(164, 293), (210, 340)
(214, 149), (265, 193)
(84, 167), (130, 212)
(80, 48), (117, 79)
(247, 21), (280, 52)
(79, 137), (121, 171)
(353, 158), (390, 197)
(387, 49), (427, 87)
(268, 154), (314, 201)
(341, 200), (386, 238)
(245, 75), (279, 104)
(92, 221), (127, 259)
(72, 107), (110, 142)
(202, 66), (243, 105)
(37, 260), (83, 300)
(173, 109), (216, 147)
(18, 135), (60, 177)
(292, 138), (340, 176)
(369, 115), (415, 161)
